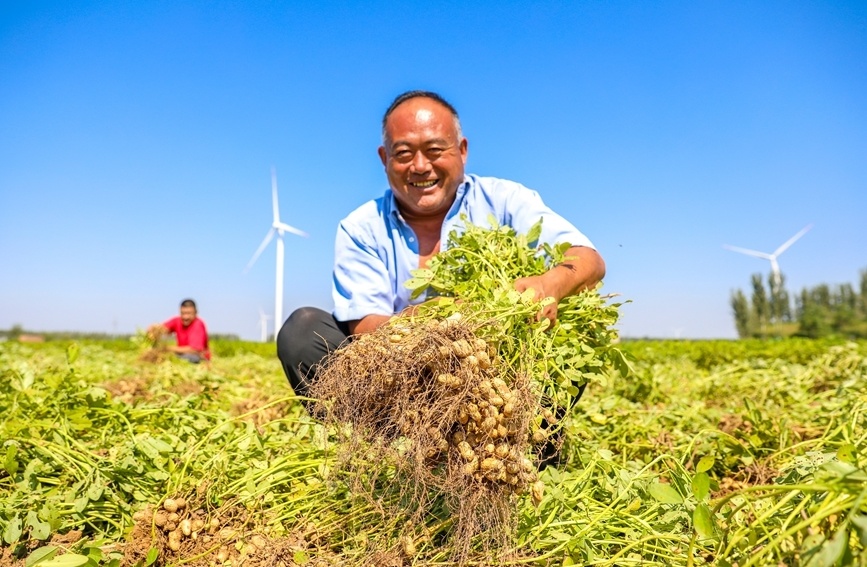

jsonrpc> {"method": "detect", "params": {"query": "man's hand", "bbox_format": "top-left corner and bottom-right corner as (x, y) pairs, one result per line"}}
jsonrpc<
(347, 298), (457, 335)
(514, 246), (606, 326)
(514, 274), (562, 326)
(347, 314), (393, 336)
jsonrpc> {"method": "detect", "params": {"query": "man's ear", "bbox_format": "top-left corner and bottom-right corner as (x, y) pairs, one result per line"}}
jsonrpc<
(378, 146), (387, 167)
(460, 137), (468, 164)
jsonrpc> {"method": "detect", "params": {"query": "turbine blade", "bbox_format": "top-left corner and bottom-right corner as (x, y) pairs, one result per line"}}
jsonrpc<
(722, 245), (772, 260)
(243, 229), (275, 273)
(271, 167), (280, 225)
(773, 223), (813, 256)
(275, 221), (309, 238)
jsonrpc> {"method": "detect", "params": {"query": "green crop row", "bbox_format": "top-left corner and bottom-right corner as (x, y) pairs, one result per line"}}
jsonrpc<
(1, 338), (865, 566)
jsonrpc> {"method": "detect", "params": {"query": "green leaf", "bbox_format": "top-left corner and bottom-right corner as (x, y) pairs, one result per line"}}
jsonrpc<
(86, 482), (104, 502)
(610, 348), (631, 378)
(802, 526), (848, 567)
(34, 554), (90, 567)
(73, 497), (88, 513)
(648, 483), (683, 504)
(691, 472), (710, 501)
(25, 546), (58, 567)
(293, 550), (309, 565)
(526, 219), (543, 244)
(693, 503), (715, 539)
(836, 443), (857, 463)
(146, 470), (169, 482)
(85, 387), (107, 405)
(596, 449), (614, 461)
(696, 455), (715, 473)
(66, 343), (80, 365)
(801, 533), (825, 558)
(4, 444), (18, 476)
(145, 547), (159, 566)
(403, 277), (428, 290)
(82, 546), (103, 563)
(820, 460), (867, 481)
(137, 436), (174, 459)
(852, 515), (867, 546)
(66, 410), (93, 431)
(25, 511), (51, 541)
(3, 515), (22, 544)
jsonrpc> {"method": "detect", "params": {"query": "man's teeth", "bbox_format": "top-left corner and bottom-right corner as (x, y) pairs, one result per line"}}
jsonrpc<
(411, 180), (437, 188)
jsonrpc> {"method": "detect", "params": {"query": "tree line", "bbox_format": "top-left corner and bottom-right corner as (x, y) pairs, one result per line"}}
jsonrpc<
(0, 325), (241, 342)
(731, 268), (867, 338)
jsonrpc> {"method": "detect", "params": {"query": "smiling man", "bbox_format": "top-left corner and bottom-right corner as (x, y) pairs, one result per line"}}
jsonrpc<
(276, 90), (604, 401)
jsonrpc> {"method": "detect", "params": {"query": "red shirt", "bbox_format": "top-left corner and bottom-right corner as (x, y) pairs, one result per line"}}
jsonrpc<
(163, 316), (211, 360)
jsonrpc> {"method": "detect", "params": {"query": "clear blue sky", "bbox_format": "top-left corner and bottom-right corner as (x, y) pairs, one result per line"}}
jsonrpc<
(1, 1), (865, 340)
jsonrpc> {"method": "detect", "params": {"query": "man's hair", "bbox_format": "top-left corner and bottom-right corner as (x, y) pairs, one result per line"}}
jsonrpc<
(381, 90), (463, 144)
(180, 299), (197, 310)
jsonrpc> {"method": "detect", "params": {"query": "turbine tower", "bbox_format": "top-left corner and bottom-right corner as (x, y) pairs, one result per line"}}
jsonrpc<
(723, 224), (813, 287)
(258, 308), (272, 343)
(244, 168), (308, 333)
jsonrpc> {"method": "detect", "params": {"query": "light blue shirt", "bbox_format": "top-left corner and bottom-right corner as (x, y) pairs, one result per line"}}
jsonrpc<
(332, 174), (596, 322)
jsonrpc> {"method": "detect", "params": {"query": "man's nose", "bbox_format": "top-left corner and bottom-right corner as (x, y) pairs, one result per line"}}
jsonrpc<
(410, 151), (431, 173)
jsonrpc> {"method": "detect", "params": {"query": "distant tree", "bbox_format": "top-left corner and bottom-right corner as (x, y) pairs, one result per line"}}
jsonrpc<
(210, 333), (241, 341)
(859, 269), (867, 318)
(834, 283), (857, 332)
(769, 273), (792, 325)
(812, 284), (832, 311)
(799, 300), (831, 338)
(731, 289), (751, 338)
(751, 273), (770, 336)
(795, 288), (809, 321)
(732, 266), (867, 339)
(794, 277), (867, 338)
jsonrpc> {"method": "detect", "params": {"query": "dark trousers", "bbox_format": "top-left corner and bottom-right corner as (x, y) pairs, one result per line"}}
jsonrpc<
(276, 307), (351, 400)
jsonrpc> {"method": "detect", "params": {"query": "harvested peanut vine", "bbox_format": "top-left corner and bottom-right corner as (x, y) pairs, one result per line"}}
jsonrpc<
(311, 216), (628, 564)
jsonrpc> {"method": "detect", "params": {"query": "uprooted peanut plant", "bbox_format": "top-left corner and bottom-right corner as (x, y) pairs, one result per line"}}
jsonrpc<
(311, 216), (627, 563)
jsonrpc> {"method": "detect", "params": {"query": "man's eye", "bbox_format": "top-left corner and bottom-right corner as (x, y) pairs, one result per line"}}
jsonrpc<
(426, 148), (444, 158)
(394, 150), (412, 161)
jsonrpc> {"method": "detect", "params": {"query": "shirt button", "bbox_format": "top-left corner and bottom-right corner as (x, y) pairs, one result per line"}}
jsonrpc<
(409, 237), (415, 242)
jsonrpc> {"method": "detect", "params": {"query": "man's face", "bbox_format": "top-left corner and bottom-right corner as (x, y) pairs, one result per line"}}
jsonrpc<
(180, 306), (197, 326)
(378, 97), (468, 220)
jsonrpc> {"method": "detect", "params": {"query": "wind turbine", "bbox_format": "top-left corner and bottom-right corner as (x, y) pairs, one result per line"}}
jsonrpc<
(258, 308), (272, 343)
(244, 168), (308, 332)
(723, 224), (813, 287)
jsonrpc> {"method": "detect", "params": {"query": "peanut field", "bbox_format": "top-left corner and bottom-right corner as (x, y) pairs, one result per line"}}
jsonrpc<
(1, 336), (866, 566)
